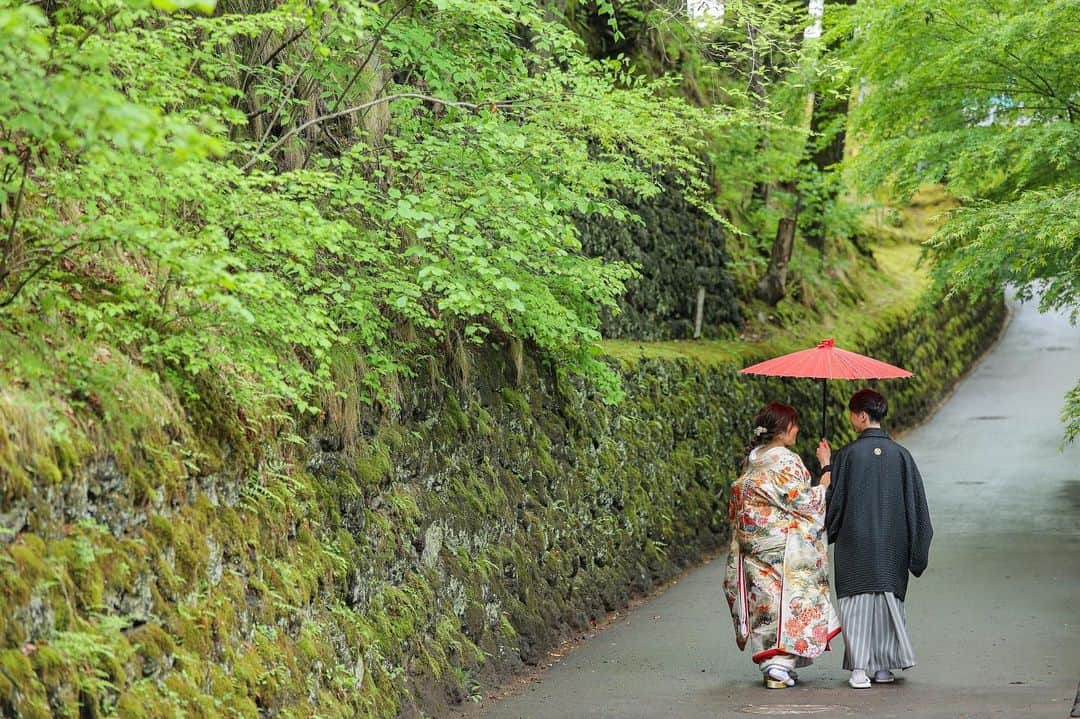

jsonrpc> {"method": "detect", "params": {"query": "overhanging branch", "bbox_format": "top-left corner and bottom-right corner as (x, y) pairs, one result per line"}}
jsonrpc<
(241, 93), (514, 171)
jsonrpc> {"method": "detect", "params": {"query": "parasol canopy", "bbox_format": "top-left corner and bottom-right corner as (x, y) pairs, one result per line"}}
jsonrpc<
(740, 339), (913, 436)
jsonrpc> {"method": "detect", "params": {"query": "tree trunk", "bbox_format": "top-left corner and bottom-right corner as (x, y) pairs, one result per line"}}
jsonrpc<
(803, 91), (849, 252)
(754, 0), (822, 302)
(746, 21), (772, 205)
(756, 181), (802, 304)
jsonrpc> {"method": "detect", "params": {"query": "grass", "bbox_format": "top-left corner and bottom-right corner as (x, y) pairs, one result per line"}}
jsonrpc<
(861, 185), (958, 246)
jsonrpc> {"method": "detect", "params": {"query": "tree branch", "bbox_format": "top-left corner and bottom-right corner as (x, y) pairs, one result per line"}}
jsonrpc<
(263, 29), (308, 70)
(0, 241), (86, 311)
(299, 0), (417, 169)
(240, 28), (308, 97)
(333, 0), (417, 114)
(255, 46), (318, 151)
(1, 155), (30, 283)
(926, 81), (1058, 99)
(74, 9), (120, 52)
(933, 9), (1066, 114)
(242, 93), (510, 171)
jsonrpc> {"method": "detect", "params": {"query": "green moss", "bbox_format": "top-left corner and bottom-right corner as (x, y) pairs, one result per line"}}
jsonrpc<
(500, 388), (530, 415)
(0, 354), (92, 502)
(29, 645), (78, 704)
(0, 648), (51, 719)
(443, 392), (470, 434)
(129, 623), (174, 666)
(115, 680), (189, 719)
(357, 440), (392, 488)
(9, 536), (47, 581)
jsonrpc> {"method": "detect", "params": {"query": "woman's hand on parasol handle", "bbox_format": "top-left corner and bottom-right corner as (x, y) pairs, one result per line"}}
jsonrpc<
(816, 440), (832, 489)
(816, 439), (831, 468)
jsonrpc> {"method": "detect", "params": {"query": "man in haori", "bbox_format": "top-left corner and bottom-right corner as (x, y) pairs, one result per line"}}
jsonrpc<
(819, 389), (933, 689)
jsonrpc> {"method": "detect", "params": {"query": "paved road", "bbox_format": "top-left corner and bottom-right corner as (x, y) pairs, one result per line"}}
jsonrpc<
(478, 297), (1080, 719)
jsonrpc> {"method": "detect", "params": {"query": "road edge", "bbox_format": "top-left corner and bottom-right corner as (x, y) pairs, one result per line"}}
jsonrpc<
(894, 294), (1015, 441)
(448, 549), (727, 717)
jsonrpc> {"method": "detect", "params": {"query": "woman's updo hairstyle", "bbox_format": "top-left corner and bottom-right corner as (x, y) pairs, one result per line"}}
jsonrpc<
(748, 402), (798, 451)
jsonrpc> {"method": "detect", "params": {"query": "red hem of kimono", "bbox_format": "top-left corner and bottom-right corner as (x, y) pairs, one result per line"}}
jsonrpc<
(753, 627), (843, 664)
(752, 648), (790, 663)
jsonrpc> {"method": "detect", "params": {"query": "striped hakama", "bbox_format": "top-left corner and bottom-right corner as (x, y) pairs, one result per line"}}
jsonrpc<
(837, 592), (916, 672)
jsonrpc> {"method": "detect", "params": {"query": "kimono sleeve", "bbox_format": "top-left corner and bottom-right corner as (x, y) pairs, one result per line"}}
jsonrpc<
(774, 452), (825, 523)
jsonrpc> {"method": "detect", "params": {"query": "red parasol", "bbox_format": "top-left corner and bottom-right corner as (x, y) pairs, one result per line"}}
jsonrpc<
(740, 338), (913, 437)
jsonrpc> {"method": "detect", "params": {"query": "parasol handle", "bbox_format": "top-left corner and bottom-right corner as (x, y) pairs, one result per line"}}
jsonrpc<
(820, 378), (827, 440)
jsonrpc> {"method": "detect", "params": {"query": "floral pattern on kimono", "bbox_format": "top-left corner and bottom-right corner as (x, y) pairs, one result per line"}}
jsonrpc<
(723, 446), (841, 664)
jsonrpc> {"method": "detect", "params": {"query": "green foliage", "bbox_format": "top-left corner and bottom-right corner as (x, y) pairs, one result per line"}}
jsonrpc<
(930, 188), (1080, 320)
(837, 0), (1080, 438)
(564, 1), (865, 299)
(838, 1), (1079, 198)
(0, 0), (729, 417)
(928, 186), (1080, 444)
(1064, 383), (1080, 446)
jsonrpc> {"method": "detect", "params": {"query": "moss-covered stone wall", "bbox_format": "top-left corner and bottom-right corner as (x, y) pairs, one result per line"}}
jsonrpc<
(577, 180), (743, 340)
(0, 290), (1003, 718)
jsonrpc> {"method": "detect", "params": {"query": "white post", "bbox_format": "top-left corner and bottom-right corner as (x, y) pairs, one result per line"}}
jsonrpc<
(693, 286), (706, 339)
(805, 0), (824, 40)
(687, 0), (724, 23)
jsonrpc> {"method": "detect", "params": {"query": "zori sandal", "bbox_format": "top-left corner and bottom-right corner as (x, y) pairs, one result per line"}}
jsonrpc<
(872, 670), (895, 683)
(763, 665), (796, 689)
(848, 669), (871, 689)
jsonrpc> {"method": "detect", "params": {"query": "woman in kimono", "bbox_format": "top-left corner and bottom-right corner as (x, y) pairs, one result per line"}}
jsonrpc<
(723, 403), (841, 688)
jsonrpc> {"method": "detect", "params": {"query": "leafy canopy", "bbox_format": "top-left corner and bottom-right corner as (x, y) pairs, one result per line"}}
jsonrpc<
(837, 0), (1080, 440)
(0, 0), (730, 416)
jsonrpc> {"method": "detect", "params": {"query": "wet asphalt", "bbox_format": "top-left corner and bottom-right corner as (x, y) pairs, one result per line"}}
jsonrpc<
(477, 297), (1080, 719)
